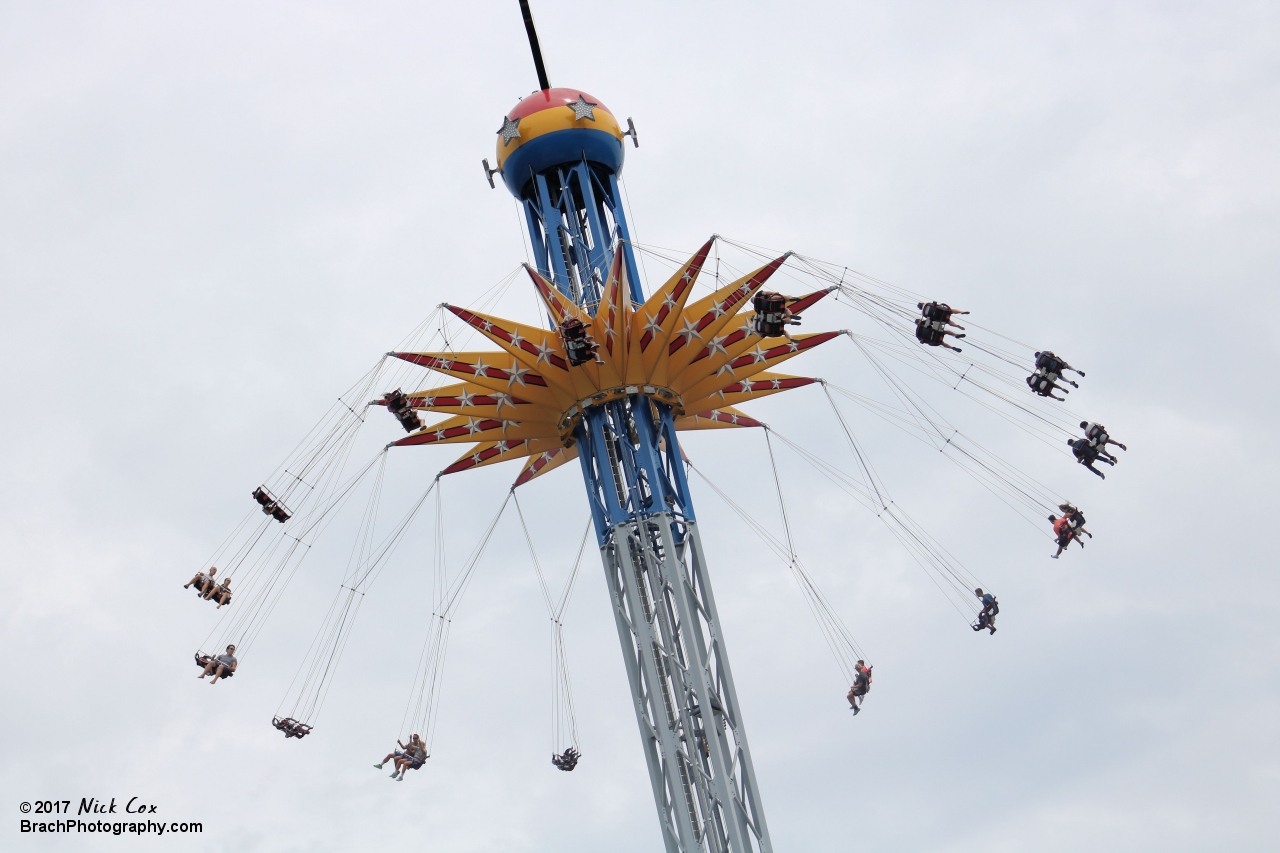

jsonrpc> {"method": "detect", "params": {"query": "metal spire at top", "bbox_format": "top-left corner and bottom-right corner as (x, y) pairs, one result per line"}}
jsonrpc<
(518, 0), (551, 91)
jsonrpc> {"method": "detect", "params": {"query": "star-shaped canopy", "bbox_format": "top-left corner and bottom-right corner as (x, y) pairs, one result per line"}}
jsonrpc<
(386, 238), (836, 485)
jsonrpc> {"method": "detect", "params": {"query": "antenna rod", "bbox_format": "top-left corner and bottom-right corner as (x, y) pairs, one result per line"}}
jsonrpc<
(518, 0), (551, 91)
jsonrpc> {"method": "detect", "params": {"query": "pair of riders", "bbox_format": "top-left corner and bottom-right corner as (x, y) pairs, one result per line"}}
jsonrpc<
(1027, 351), (1083, 400)
(915, 302), (967, 352)
(1050, 502), (1090, 558)
(380, 388), (423, 433)
(846, 660), (873, 715)
(375, 734), (428, 780)
(196, 644), (237, 684)
(1069, 421), (1126, 479)
(185, 567), (232, 609)
(252, 486), (291, 523)
(552, 747), (581, 771)
(751, 290), (801, 339)
(973, 588), (998, 634)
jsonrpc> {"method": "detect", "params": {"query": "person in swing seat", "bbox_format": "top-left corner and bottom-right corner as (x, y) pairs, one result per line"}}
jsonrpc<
(208, 577), (232, 609)
(198, 644), (237, 684)
(1050, 513), (1087, 558)
(847, 660), (872, 714)
(973, 588), (998, 634)
(375, 733), (427, 780)
(185, 566), (217, 596)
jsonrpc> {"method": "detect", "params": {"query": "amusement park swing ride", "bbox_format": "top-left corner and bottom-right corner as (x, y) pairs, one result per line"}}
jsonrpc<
(187, 3), (1125, 851)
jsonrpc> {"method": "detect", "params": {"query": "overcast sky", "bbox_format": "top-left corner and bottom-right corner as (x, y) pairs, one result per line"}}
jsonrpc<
(2, 1), (1278, 851)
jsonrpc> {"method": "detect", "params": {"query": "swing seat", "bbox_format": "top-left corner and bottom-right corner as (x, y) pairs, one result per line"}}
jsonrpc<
(194, 651), (235, 678)
(272, 716), (312, 738)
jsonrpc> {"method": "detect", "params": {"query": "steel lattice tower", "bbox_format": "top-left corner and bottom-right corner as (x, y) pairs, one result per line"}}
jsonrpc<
(482, 9), (773, 852)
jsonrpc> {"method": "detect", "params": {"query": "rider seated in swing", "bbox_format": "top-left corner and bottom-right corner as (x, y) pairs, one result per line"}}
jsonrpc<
(272, 716), (312, 739)
(918, 301), (969, 329)
(973, 588), (998, 634)
(560, 318), (601, 366)
(915, 317), (963, 351)
(847, 660), (872, 714)
(1050, 511), (1088, 558)
(196, 645), (237, 684)
(375, 733), (428, 780)
(751, 290), (800, 339)
(1034, 350), (1084, 383)
(1081, 421), (1126, 454)
(381, 388), (423, 433)
(1026, 371), (1068, 400)
(205, 577), (232, 609)
(184, 566), (218, 597)
(552, 747), (581, 771)
(1069, 437), (1115, 478)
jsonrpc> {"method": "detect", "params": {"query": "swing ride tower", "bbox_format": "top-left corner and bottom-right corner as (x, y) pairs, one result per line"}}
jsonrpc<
(487, 7), (771, 852)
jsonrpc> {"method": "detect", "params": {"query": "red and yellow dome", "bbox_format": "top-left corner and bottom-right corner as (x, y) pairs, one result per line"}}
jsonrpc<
(496, 87), (626, 195)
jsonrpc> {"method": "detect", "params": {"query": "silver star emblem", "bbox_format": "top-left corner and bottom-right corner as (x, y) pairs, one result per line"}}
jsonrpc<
(771, 378), (782, 390)
(457, 389), (475, 408)
(675, 317), (702, 343)
(434, 429), (447, 442)
(708, 302), (726, 319)
(466, 418), (482, 436)
(706, 336), (729, 357)
(532, 342), (555, 365)
(729, 413), (740, 425)
(712, 389), (726, 402)
(493, 393), (514, 411)
(681, 270), (693, 284)
(741, 383), (754, 396)
(508, 330), (526, 350)
(662, 294), (678, 312)
(568, 95), (597, 121)
(472, 357), (489, 377)
(787, 340), (800, 352)
(480, 319), (493, 332)
(472, 452), (484, 465)
(716, 363), (736, 378)
(498, 116), (522, 146)
(506, 365), (531, 387)
(748, 346), (768, 364)
(642, 313), (663, 336)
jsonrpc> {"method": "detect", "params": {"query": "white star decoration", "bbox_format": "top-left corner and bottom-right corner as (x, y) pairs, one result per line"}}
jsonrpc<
(707, 336), (729, 357)
(675, 317), (702, 343)
(748, 346), (769, 364)
(457, 389), (475, 408)
(471, 357), (489, 377)
(642, 313), (663, 336)
(508, 331), (526, 350)
(532, 342), (555, 366)
(498, 116), (522, 146)
(568, 94), (597, 121)
(506, 365), (530, 387)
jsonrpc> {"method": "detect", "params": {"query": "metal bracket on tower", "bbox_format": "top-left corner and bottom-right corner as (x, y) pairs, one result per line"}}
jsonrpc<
(481, 158), (501, 189)
(623, 117), (640, 148)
